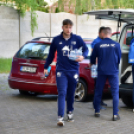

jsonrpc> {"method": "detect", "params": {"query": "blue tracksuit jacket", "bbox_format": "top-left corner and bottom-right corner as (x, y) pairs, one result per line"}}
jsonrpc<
(91, 38), (121, 75)
(44, 33), (89, 71)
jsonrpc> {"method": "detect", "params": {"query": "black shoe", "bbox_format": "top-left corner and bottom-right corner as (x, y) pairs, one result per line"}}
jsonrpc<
(113, 114), (120, 121)
(101, 101), (107, 107)
(94, 112), (100, 117)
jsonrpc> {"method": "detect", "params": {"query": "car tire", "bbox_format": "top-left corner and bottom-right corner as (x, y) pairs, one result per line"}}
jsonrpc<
(19, 90), (38, 96)
(75, 79), (87, 102)
(121, 94), (133, 108)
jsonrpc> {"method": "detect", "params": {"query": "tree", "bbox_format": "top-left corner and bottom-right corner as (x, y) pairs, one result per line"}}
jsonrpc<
(36, 0), (49, 13)
(57, 0), (134, 15)
(55, 7), (60, 13)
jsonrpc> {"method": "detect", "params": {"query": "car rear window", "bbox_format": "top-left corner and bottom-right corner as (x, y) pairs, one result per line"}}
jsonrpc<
(17, 43), (50, 60)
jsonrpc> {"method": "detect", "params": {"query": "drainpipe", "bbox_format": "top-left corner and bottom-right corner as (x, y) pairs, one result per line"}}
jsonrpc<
(50, 8), (51, 37)
(76, 14), (77, 34)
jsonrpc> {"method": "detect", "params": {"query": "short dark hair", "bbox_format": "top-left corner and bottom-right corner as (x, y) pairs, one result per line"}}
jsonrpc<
(104, 27), (112, 35)
(99, 26), (105, 33)
(63, 19), (73, 26)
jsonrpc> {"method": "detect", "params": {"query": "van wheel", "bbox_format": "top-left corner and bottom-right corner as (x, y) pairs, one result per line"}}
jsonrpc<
(19, 90), (38, 96)
(121, 94), (133, 108)
(75, 79), (87, 102)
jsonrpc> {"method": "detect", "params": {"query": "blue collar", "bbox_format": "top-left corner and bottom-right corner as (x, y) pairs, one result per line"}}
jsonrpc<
(97, 37), (102, 40)
(60, 32), (73, 40)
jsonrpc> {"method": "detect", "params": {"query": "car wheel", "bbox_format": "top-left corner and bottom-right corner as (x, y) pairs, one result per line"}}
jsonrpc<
(19, 90), (38, 96)
(75, 79), (87, 102)
(121, 94), (133, 108)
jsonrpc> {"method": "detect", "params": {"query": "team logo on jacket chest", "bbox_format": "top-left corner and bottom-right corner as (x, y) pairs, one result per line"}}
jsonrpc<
(59, 42), (62, 45)
(62, 46), (70, 56)
(57, 72), (62, 77)
(71, 41), (76, 45)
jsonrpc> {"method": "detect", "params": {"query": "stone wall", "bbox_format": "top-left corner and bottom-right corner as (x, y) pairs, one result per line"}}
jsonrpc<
(0, 6), (118, 58)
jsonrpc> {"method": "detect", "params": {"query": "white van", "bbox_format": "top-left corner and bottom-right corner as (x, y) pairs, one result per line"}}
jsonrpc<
(85, 9), (134, 107)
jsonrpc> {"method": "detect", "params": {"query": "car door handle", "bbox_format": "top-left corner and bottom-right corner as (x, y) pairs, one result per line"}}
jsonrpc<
(85, 67), (91, 70)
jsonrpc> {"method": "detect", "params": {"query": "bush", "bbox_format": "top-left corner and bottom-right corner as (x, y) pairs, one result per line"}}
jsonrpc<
(0, 58), (12, 73)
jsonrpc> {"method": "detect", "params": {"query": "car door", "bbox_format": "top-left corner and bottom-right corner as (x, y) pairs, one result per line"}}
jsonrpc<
(84, 9), (134, 85)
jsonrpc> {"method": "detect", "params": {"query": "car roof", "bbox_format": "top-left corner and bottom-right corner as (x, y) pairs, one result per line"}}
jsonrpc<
(112, 32), (120, 35)
(84, 9), (134, 24)
(26, 40), (51, 45)
(25, 37), (53, 45)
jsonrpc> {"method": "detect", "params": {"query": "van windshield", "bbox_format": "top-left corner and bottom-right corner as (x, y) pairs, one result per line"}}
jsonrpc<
(17, 43), (50, 60)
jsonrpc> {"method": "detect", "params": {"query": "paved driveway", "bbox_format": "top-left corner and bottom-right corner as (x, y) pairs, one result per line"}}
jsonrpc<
(0, 74), (134, 134)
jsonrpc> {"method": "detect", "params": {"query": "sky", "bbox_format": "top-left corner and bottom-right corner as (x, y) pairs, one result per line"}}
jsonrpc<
(44, 0), (58, 6)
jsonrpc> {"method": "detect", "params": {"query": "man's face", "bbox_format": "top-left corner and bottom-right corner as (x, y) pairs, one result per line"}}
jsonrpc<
(62, 25), (72, 36)
(99, 31), (105, 39)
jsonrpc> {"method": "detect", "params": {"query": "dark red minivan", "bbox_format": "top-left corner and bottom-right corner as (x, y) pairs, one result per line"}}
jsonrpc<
(8, 37), (109, 101)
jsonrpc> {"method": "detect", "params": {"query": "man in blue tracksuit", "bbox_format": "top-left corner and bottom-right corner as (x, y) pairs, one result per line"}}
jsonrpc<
(91, 26), (107, 109)
(91, 27), (121, 121)
(44, 19), (89, 126)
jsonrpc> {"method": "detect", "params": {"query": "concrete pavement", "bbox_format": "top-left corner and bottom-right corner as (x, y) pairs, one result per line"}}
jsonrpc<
(0, 74), (134, 134)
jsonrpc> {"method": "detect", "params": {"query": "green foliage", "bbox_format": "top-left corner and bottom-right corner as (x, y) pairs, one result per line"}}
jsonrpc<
(55, 7), (60, 13)
(57, 0), (134, 14)
(58, 0), (64, 12)
(37, 6), (49, 13)
(36, 0), (48, 6)
(0, 0), (48, 36)
(0, 58), (12, 73)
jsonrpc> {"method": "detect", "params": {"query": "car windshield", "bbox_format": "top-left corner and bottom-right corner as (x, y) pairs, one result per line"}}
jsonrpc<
(17, 43), (50, 60)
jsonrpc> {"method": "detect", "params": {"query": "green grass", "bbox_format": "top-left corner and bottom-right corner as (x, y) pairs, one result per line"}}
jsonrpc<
(0, 58), (12, 73)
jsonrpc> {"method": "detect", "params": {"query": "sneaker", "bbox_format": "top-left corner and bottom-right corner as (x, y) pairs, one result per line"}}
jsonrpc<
(94, 112), (100, 117)
(101, 101), (107, 107)
(113, 114), (120, 121)
(67, 112), (74, 122)
(57, 117), (64, 126)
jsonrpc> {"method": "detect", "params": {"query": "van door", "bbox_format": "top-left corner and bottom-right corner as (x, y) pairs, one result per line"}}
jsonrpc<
(84, 9), (134, 24)
(119, 24), (134, 84)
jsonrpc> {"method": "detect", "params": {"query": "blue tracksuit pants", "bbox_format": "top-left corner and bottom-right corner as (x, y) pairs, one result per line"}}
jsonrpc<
(94, 74), (119, 115)
(56, 70), (79, 117)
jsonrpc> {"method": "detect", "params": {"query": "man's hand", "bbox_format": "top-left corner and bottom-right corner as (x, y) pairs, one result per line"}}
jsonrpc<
(44, 69), (48, 75)
(75, 56), (84, 62)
